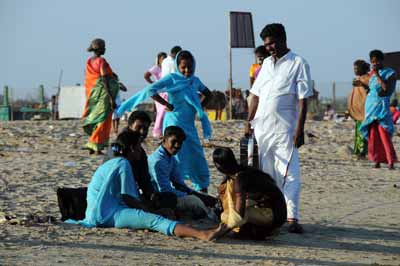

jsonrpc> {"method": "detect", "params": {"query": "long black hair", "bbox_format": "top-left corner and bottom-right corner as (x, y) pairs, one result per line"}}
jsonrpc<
(111, 130), (141, 157)
(212, 147), (241, 175)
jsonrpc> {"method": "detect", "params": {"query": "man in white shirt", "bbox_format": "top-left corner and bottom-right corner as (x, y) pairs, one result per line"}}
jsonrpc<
(245, 23), (313, 234)
(161, 46), (182, 77)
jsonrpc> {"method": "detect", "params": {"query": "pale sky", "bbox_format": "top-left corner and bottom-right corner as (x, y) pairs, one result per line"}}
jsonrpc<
(1, 0), (399, 99)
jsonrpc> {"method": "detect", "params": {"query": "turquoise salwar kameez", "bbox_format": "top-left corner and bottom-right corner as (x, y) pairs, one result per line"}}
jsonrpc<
(116, 52), (212, 191)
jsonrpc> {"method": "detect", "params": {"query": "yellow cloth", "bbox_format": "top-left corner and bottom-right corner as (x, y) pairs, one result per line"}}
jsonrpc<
(219, 179), (274, 232)
(249, 64), (260, 78)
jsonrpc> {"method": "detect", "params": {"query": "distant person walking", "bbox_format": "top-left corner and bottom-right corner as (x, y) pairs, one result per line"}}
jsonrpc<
(360, 50), (398, 169)
(117, 50), (212, 192)
(82, 39), (119, 154)
(348, 59), (370, 159)
(144, 52), (167, 138)
(245, 23), (313, 234)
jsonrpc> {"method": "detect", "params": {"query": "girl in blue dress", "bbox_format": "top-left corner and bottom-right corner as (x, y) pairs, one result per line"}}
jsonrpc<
(117, 50), (212, 192)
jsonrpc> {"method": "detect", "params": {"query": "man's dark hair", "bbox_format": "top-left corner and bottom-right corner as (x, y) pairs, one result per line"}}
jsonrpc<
(369, 50), (384, 61)
(353, 59), (370, 75)
(176, 50), (194, 65)
(112, 130), (141, 157)
(128, 110), (151, 127)
(164, 126), (186, 141)
(255, 45), (268, 57)
(171, 46), (182, 56)
(157, 52), (167, 61)
(260, 23), (286, 42)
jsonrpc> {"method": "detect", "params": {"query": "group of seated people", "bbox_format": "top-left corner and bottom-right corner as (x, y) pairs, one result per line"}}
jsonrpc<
(62, 111), (287, 241)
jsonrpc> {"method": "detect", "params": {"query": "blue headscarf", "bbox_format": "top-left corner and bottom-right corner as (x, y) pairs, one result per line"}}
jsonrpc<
(116, 51), (212, 139)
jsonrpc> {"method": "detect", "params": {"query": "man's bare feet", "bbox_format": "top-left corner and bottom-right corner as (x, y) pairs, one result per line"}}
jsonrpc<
(201, 223), (229, 241)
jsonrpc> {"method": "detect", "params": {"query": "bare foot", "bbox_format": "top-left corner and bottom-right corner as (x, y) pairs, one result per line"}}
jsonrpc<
(202, 223), (229, 241)
(374, 162), (381, 168)
(388, 163), (395, 170)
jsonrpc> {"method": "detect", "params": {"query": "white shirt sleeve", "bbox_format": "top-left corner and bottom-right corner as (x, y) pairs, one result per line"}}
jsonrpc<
(296, 61), (313, 99)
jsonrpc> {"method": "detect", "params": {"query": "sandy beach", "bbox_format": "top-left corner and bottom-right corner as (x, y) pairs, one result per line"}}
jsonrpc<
(0, 119), (399, 266)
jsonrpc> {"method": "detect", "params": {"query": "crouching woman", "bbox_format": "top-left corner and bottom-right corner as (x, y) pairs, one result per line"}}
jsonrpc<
(66, 130), (225, 241)
(213, 147), (287, 239)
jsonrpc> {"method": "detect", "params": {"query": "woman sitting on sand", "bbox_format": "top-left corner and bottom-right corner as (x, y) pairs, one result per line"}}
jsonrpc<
(66, 130), (225, 241)
(213, 147), (287, 239)
(116, 50), (212, 192)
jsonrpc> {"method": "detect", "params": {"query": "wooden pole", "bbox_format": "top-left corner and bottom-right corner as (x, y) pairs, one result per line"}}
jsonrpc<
(332, 81), (336, 109)
(228, 14), (233, 120)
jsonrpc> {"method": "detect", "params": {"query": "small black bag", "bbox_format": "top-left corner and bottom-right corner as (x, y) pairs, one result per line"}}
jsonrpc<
(57, 187), (87, 221)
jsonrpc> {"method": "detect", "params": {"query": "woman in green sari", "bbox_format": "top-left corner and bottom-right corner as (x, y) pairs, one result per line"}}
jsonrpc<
(82, 39), (120, 154)
(348, 59), (370, 158)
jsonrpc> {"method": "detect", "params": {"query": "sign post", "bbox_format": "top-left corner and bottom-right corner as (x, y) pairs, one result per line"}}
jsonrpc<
(228, 11), (255, 119)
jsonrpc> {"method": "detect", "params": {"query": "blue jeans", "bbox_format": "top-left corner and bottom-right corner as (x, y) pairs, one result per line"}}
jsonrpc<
(106, 208), (177, 236)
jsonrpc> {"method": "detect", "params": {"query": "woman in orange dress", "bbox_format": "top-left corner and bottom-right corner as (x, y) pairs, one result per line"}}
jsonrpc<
(82, 39), (119, 154)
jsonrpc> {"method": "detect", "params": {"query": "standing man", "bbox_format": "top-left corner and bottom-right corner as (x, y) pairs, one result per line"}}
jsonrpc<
(245, 23), (313, 234)
(161, 46), (182, 77)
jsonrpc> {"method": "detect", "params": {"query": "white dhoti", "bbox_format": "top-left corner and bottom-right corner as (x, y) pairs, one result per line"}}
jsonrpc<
(254, 125), (301, 220)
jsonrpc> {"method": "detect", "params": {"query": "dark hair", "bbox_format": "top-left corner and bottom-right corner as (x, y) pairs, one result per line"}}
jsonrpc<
(157, 52), (167, 62)
(111, 130), (141, 157)
(260, 23), (286, 42)
(391, 99), (398, 107)
(128, 111), (151, 127)
(212, 147), (240, 174)
(163, 126), (186, 141)
(369, 50), (384, 61)
(255, 45), (268, 57)
(171, 46), (182, 55)
(353, 59), (370, 75)
(176, 50), (194, 65)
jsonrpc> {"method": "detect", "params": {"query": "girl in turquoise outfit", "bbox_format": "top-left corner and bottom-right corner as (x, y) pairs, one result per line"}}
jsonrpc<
(117, 51), (212, 192)
(66, 130), (225, 241)
(360, 50), (398, 169)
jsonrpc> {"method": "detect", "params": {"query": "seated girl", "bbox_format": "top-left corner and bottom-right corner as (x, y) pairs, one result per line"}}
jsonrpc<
(66, 130), (224, 241)
(213, 147), (287, 240)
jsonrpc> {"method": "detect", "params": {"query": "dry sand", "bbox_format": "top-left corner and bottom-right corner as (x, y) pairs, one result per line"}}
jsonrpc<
(0, 119), (399, 266)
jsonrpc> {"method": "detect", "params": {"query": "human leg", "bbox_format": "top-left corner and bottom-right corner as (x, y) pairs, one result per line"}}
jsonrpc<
(113, 208), (225, 241)
(282, 149), (301, 221)
(368, 122), (386, 164)
(273, 139), (303, 234)
(377, 124), (398, 168)
(86, 113), (113, 154)
(153, 102), (166, 138)
(173, 223), (228, 241)
(176, 195), (209, 219)
(113, 208), (177, 235)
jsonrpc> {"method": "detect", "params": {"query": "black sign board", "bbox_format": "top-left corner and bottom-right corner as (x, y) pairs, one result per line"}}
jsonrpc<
(230, 12), (255, 48)
(384, 52), (400, 80)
